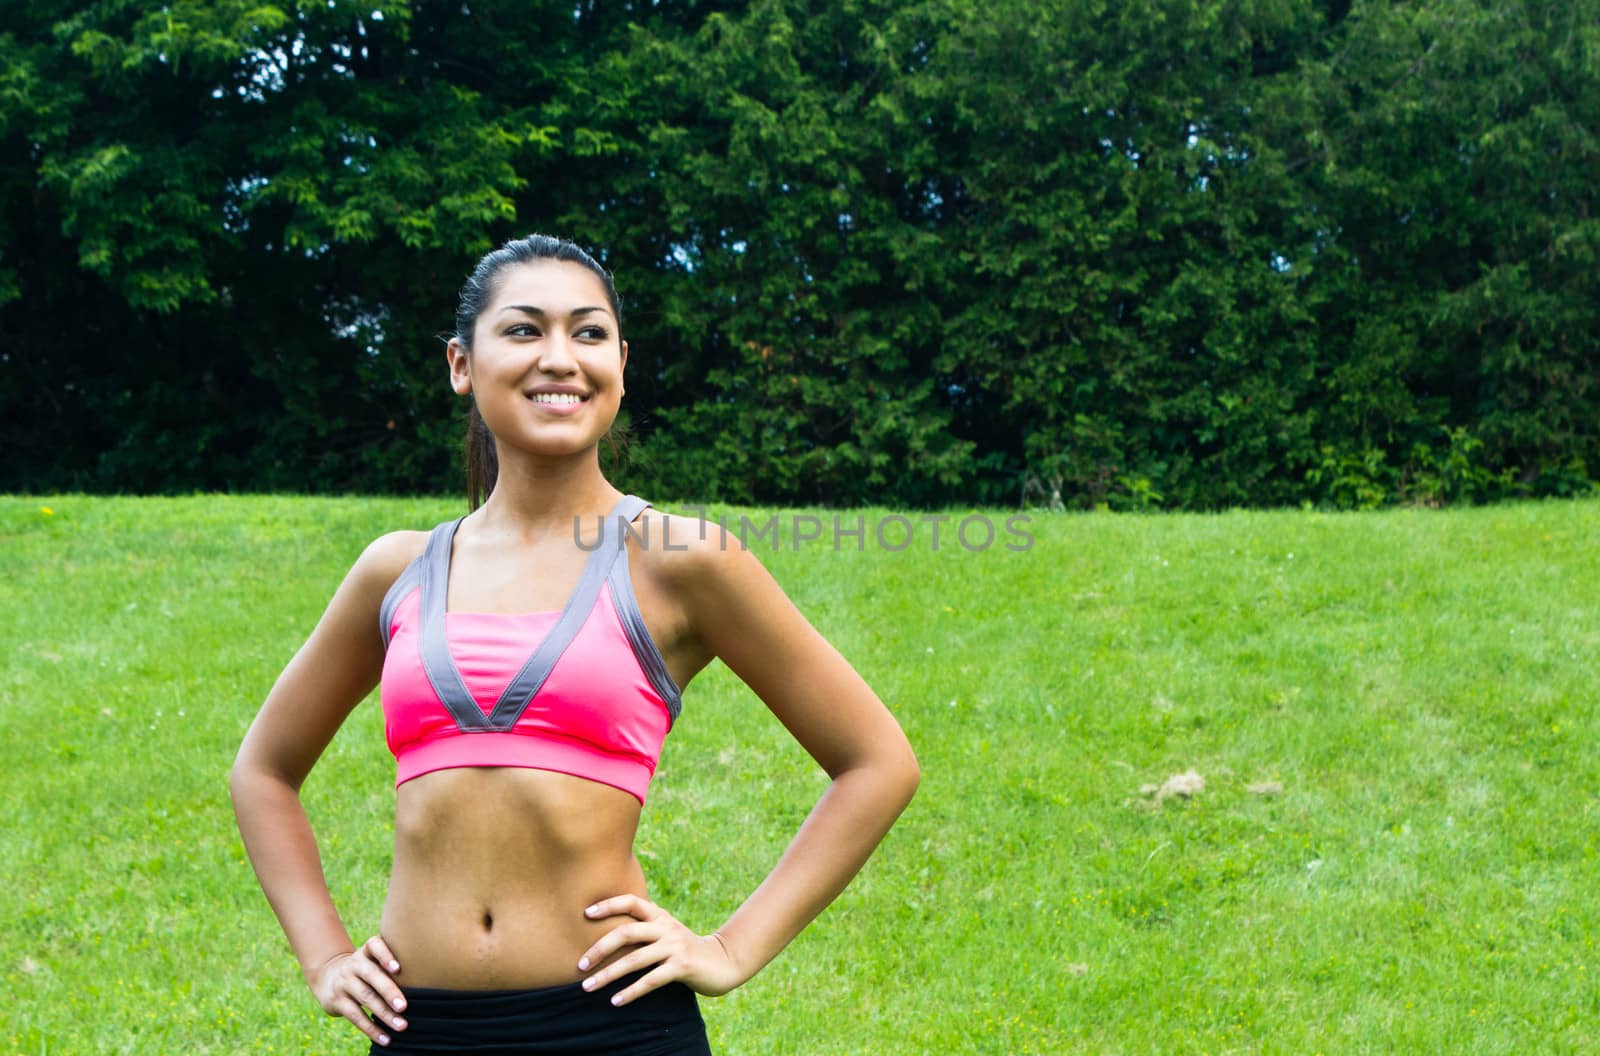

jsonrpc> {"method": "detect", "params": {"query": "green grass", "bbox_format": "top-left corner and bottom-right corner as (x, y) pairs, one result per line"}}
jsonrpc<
(1, 493), (1596, 1054)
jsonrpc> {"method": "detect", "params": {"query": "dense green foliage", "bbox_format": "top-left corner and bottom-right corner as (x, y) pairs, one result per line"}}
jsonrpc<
(3, 1), (1597, 508)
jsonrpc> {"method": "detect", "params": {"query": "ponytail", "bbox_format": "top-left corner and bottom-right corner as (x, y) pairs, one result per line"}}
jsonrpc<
(465, 400), (499, 512)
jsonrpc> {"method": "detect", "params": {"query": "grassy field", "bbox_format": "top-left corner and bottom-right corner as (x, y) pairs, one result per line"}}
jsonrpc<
(1, 493), (1596, 1055)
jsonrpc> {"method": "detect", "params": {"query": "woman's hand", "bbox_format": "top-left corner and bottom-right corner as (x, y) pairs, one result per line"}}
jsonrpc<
(309, 936), (408, 1047)
(577, 894), (747, 1006)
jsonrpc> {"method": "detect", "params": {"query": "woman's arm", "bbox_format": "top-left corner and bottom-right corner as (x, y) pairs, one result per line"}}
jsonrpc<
(578, 518), (920, 1002)
(229, 532), (417, 1045)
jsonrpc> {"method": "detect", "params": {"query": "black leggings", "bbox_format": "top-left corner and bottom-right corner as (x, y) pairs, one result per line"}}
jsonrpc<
(369, 974), (712, 1055)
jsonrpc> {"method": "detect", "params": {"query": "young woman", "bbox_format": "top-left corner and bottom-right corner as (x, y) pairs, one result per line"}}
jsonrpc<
(229, 234), (921, 1054)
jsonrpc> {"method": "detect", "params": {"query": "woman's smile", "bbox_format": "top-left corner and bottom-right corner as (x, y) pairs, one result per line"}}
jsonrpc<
(525, 387), (591, 414)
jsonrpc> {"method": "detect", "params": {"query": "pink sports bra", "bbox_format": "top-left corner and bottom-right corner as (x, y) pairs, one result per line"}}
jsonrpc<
(377, 494), (683, 804)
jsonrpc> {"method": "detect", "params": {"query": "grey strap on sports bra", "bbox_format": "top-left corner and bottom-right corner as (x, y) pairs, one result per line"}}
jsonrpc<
(608, 539), (684, 722)
(400, 493), (684, 735)
(379, 558), (423, 651)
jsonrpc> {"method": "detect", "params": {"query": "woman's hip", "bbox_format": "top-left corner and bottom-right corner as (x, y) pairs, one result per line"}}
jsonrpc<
(370, 971), (712, 1055)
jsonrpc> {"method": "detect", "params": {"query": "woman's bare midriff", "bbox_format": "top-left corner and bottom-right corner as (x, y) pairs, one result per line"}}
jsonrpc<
(379, 766), (650, 989)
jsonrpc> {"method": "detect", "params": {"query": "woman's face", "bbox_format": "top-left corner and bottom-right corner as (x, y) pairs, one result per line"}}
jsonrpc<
(448, 259), (627, 459)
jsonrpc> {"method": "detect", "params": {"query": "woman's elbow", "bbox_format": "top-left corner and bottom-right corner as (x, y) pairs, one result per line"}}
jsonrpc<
(227, 751), (294, 810)
(227, 757), (260, 812)
(889, 738), (921, 808)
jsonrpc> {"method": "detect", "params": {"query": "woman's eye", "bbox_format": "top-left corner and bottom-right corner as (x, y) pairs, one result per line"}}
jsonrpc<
(578, 326), (609, 340)
(506, 324), (540, 337)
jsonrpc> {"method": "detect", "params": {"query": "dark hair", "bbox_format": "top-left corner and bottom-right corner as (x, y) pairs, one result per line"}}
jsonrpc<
(454, 233), (630, 509)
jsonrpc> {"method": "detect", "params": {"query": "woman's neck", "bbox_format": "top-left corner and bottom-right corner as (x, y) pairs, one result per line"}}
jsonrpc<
(472, 451), (621, 540)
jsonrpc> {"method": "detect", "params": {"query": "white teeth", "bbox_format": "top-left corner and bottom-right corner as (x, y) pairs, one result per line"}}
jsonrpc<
(529, 392), (583, 404)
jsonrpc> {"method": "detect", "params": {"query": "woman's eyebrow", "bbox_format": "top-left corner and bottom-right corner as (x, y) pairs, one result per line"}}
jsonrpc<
(496, 304), (612, 319)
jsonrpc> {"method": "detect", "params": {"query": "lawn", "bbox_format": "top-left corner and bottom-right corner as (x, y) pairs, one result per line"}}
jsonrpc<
(1, 493), (1596, 1054)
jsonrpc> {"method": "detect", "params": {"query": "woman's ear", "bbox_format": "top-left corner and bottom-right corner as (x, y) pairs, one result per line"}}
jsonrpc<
(447, 337), (472, 396)
(619, 339), (628, 396)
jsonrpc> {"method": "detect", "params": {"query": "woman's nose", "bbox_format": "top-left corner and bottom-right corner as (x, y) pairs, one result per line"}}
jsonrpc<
(536, 332), (578, 371)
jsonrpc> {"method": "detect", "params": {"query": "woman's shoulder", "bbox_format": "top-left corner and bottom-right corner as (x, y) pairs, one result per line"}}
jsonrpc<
(627, 506), (768, 600)
(633, 505), (729, 555)
(350, 527), (433, 595)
